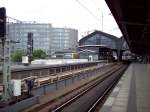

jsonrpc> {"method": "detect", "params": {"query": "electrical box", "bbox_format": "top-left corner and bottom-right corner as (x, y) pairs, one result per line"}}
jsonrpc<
(11, 80), (21, 96)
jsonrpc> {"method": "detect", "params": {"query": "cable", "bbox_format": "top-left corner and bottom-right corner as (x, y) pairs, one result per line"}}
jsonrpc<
(7, 16), (23, 23)
(75, 0), (100, 21)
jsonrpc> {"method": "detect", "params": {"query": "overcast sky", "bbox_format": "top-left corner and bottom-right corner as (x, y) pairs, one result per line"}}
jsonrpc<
(1, 0), (122, 39)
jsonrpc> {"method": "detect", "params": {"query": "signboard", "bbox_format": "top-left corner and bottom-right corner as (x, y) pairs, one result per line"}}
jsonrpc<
(22, 56), (29, 64)
(27, 32), (33, 63)
(0, 7), (6, 38)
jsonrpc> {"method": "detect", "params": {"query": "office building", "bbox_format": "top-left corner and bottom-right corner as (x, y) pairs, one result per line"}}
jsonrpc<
(50, 28), (78, 58)
(7, 22), (51, 54)
(7, 23), (78, 58)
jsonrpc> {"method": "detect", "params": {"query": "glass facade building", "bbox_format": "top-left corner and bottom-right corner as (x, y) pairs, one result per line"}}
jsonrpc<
(8, 23), (51, 54)
(7, 23), (78, 57)
(51, 28), (78, 52)
(79, 31), (119, 60)
(80, 33), (117, 49)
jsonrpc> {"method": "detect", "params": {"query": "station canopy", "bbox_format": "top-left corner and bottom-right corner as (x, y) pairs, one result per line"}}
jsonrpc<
(105, 0), (150, 54)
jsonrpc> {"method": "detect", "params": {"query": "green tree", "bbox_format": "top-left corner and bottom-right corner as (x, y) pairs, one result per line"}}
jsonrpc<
(32, 49), (47, 60)
(11, 50), (24, 62)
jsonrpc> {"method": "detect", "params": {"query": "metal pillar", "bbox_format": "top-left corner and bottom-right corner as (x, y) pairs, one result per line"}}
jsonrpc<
(1, 39), (12, 101)
(0, 39), (18, 101)
(27, 32), (33, 64)
(117, 49), (121, 62)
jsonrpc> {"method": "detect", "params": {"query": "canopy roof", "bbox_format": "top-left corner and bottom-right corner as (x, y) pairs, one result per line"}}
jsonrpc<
(105, 0), (150, 54)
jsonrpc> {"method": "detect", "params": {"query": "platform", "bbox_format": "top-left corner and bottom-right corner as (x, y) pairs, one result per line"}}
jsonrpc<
(100, 63), (150, 112)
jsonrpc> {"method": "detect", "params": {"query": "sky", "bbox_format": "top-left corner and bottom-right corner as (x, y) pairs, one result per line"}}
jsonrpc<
(0, 0), (122, 39)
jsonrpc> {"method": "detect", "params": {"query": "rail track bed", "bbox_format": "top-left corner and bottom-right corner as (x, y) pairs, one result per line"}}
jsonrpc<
(34, 63), (128, 112)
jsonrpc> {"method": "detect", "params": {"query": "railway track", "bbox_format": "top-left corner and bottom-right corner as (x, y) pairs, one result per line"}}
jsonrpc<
(19, 64), (108, 94)
(35, 63), (128, 112)
(87, 65), (127, 112)
(0, 63), (113, 108)
(0, 61), (100, 83)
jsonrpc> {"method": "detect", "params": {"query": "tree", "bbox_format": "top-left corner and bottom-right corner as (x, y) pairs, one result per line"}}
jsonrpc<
(32, 49), (47, 60)
(11, 50), (24, 62)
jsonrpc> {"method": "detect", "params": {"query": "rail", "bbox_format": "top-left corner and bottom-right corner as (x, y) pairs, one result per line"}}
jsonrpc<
(50, 64), (124, 112)
(30, 63), (128, 112)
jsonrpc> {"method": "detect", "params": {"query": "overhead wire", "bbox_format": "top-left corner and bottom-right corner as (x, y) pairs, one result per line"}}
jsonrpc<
(75, 0), (100, 22)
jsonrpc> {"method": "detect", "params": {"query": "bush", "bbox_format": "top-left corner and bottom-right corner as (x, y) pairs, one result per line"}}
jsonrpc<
(11, 50), (24, 62)
(32, 49), (47, 60)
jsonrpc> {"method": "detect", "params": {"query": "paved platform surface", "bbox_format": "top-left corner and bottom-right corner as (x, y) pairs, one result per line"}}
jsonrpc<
(0, 61), (100, 71)
(100, 63), (150, 112)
